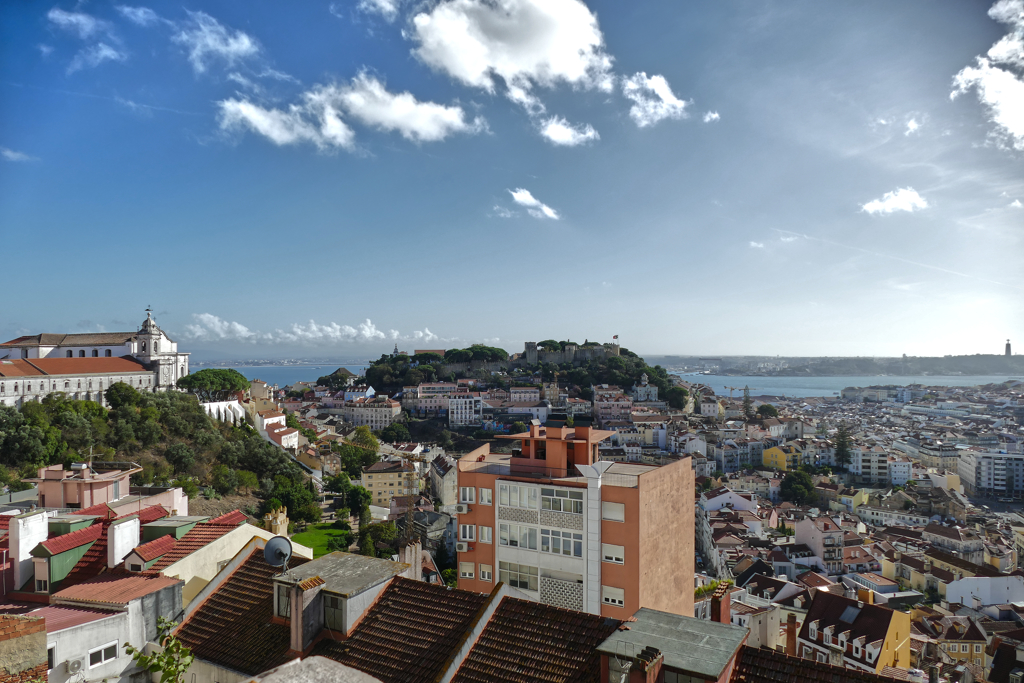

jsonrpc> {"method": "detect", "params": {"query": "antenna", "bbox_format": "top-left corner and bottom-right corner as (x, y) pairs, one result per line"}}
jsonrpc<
(264, 536), (293, 576)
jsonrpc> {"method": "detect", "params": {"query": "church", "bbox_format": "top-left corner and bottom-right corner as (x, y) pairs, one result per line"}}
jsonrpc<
(0, 310), (190, 408)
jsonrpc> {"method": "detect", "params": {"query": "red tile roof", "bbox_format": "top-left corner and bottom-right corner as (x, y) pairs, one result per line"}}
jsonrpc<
(29, 605), (118, 632)
(24, 356), (149, 376)
(132, 535), (177, 563)
(208, 510), (247, 526)
(0, 360), (45, 377)
(73, 503), (116, 519)
(134, 505), (171, 524)
(452, 597), (620, 683)
(37, 522), (101, 555)
(59, 523), (109, 586)
(53, 573), (181, 605)
(313, 577), (490, 683)
(149, 524), (236, 571)
(176, 548), (309, 676)
(0, 516), (12, 530)
(730, 644), (901, 683)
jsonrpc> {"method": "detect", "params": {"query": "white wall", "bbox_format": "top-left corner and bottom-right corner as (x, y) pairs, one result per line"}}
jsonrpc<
(46, 612), (131, 683)
(945, 576), (1024, 607)
(108, 517), (141, 568)
(11, 511), (49, 590)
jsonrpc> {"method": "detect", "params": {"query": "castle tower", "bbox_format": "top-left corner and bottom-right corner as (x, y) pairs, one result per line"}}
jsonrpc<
(1008, 339), (1013, 357)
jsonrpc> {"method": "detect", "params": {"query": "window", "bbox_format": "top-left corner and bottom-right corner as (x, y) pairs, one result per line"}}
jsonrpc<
(601, 585), (624, 607)
(66, 351), (72, 358)
(601, 543), (625, 564)
(276, 584), (290, 618)
(961, 644), (968, 653)
(974, 658), (981, 665)
(541, 488), (584, 513)
(36, 579), (48, 592)
(79, 350), (85, 357)
(853, 644), (861, 657)
(602, 501), (625, 522)
(459, 487), (475, 504)
(816, 652), (826, 663)
(499, 523), (538, 550)
(129, 563), (142, 572)
(479, 526), (492, 544)
(540, 529), (583, 557)
(105, 349), (111, 357)
(92, 349), (98, 357)
(974, 644), (982, 653)
(499, 484), (538, 510)
(499, 562), (538, 591)
(479, 488), (492, 505)
(324, 594), (344, 630)
(47, 645), (55, 671)
(809, 623), (817, 639)
(459, 524), (476, 541)
(89, 642), (118, 667)
(480, 564), (492, 581)
(459, 562), (475, 579)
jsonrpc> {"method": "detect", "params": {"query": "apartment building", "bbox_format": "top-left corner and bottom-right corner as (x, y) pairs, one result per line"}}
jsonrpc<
(402, 382), (459, 416)
(448, 394), (483, 427)
(342, 395), (401, 430)
(509, 386), (541, 402)
(762, 444), (800, 472)
(922, 523), (985, 565)
(363, 460), (419, 507)
(958, 448), (1024, 498)
(849, 447), (892, 486)
(591, 385), (633, 426)
(455, 421), (694, 619)
(794, 516), (845, 575)
(797, 590), (911, 673)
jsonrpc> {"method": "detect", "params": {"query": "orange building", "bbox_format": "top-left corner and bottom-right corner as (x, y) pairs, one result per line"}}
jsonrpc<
(455, 420), (694, 619)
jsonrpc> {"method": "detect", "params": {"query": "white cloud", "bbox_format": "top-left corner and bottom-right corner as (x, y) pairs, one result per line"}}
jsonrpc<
(509, 187), (559, 219)
(410, 0), (614, 113)
(116, 6), (162, 27)
(38, 44), (54, 57)
(749, 241), (765, 248)
(905, 118), (920, 135)
(538, 116), (599, 146)
(951, 0), (1024, 149)
(622, 72), (689, 127)
(172, 11), (260, 74)
(68, 43), (127, 74)
(861, 187), (929, 215)
(1011, 199), (1023, 207)
(358, 0), (403, 22)
(492, 205), (515, 218)
(779, 235), (799, 243)
(334, 72), (485, 142)
(183, 313), (440, 345)
(47, 8), (109, 39)
(218, 95), (356, 151)
(703, 111), (720, 123)
(1, 147), (38, 162)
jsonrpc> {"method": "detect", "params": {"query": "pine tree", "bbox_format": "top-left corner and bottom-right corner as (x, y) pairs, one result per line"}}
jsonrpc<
(834, 422), (853, 472)
(742, 386), (754, 420)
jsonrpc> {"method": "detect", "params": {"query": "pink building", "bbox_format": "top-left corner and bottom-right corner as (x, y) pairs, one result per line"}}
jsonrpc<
(26, 463), (142, 509)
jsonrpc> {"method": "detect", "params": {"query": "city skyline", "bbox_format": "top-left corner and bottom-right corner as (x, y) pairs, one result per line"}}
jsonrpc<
(2, 0), (1022, 358)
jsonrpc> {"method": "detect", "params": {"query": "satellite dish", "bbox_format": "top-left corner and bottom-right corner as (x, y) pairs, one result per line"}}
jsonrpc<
(264, 536), (293, 570)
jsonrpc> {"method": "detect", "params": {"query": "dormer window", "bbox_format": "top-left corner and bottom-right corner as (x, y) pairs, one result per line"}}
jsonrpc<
(809, 622), (817, 639)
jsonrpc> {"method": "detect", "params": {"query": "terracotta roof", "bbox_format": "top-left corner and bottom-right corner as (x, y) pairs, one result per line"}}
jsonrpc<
(208, 510), (247, 526)
(134, 505), (171, 524)
(53, 573), (181, 605)
(1, 332), (136, 347)
(29, 604), (117, 632)
(731, 643), (901, 683)
(149, 523), (236, 571)
(37, 522), (101, 555)
(452, 597), (620, 683)
(132, 534), (177, 563)
(0, 516), (13, 530)
(0, 360), (45, 377)
(313, 577), (490, 683)
(0, 356), (149, 377)
(298, 576), (325, 591)
(799, 591), (900, 668)
(60, 523), (110, 586)
(177, 548), (308, 676)
(73, 503), (117, 518)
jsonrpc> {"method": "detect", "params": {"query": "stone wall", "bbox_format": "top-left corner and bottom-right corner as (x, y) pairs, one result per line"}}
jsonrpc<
(0, 615), (46, 683)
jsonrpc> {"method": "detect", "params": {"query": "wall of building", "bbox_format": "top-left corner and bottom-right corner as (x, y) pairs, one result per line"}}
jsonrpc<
(46, 612), (129, 683)
(0, 615), (46, 683)
(637, 458), (694, 618)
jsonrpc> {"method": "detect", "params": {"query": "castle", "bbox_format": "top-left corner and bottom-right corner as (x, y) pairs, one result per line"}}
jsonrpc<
(521, 341), (620, 367)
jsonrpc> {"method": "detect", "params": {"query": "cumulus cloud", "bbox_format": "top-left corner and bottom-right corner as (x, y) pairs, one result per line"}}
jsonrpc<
(703, 111), (720, 123)
(219, 75), (483, 149)
(183, 313), (440, 345)
(116, 6), (162, 27)
(410, 0), (614, 114)
(622, 72), (689, 127)
(334, 72), (485, 142)
(358, 0), (404, 22)
(509, 188), (559, 219)
(47, 8), (110, 39)
(905, 118), (921, 135)
(172, 11), (260, 74)
(1, 147), (38, 162)
(1011, 199), (1023, 207)
(861, 187), (929, 215)
(538, 116), (599, 146)
(68, 43), (127, 74)
(749, 241), (765, 248)
(951, 0), (1024, 149)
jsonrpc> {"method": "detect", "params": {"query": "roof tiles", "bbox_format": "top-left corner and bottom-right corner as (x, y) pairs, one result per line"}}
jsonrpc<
(132, 534), (177, 563)
(38, 522), (101, 555)
(53, 573), (181, 605)
(730, 644), (901, 683)
(149, 524), (236, 571)
(209, 510), (247, 526)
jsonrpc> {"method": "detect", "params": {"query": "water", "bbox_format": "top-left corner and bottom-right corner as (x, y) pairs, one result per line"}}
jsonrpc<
(676, 374), (1020, 398)
(224, 365), (368, 388)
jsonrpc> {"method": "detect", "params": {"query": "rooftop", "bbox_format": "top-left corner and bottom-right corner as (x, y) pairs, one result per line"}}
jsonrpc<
(596, 608), (748, 680)
(149, 522), (236, 571)
(280, 551), (409, 597)
(53, 573), (182, 605)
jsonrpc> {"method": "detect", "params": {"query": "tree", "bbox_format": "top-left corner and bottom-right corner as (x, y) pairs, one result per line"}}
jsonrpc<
(757, 404), (779, 418)
(742, 386), (754, 420)
(105, 382), (141, 410)
(664, 386), (689, 410)
(124, 617), (194, 683)
(173, 477), (199, 500)
(351, 426), (379, 452)
(348, 485), (372, 526)
(176, 368), (249, 403)
(510, 422), (528, 434)
(210, 464), (238, 495)
(834, 422), (853, 472)
(780, 470), (815, 505)
(441, 568), (457, 587)
(237, 470), (258, 493)
(379, 423), (410, 444)
(165, 443), (196, 473)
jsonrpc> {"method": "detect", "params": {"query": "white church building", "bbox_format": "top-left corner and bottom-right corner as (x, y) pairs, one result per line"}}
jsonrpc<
(0, 310), (190, 408)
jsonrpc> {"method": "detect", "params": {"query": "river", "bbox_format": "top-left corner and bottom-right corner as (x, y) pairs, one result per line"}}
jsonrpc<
(675, 374), (1020, 398)
(227, 365), (368, 388)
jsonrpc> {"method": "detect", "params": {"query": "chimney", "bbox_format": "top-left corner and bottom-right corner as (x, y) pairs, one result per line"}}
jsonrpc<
(107, 516), (141, 568)
(928, 665), (939, 683)
(710, 584), (731, 624)
(11, 511), (48, 590)
(786, 613), (798, 656)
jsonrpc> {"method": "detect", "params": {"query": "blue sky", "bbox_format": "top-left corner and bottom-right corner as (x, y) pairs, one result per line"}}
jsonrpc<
(2, 0), (1022, 360)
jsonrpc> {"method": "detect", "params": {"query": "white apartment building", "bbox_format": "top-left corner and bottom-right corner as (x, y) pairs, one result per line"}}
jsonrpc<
(889, 457), (913, 486)
(794, 516), (845, 575)
(509, 387), (541, 403)
(959, 448), (1024, 498)
(449, 394), (484, 427)
(849, 447), (892, 486)
(855, 506), (930, 528)
(342, 396), (401, 430)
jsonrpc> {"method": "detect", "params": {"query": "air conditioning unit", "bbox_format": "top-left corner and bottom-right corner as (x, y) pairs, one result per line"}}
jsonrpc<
(456, 542), (468, 553)
(65, 658), (85, 675)
(454, 504), (469, 514)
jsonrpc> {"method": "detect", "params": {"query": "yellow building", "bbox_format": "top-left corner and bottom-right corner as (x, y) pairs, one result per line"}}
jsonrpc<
(362, 460), (418, 507)
(763, 445), (800, 471)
